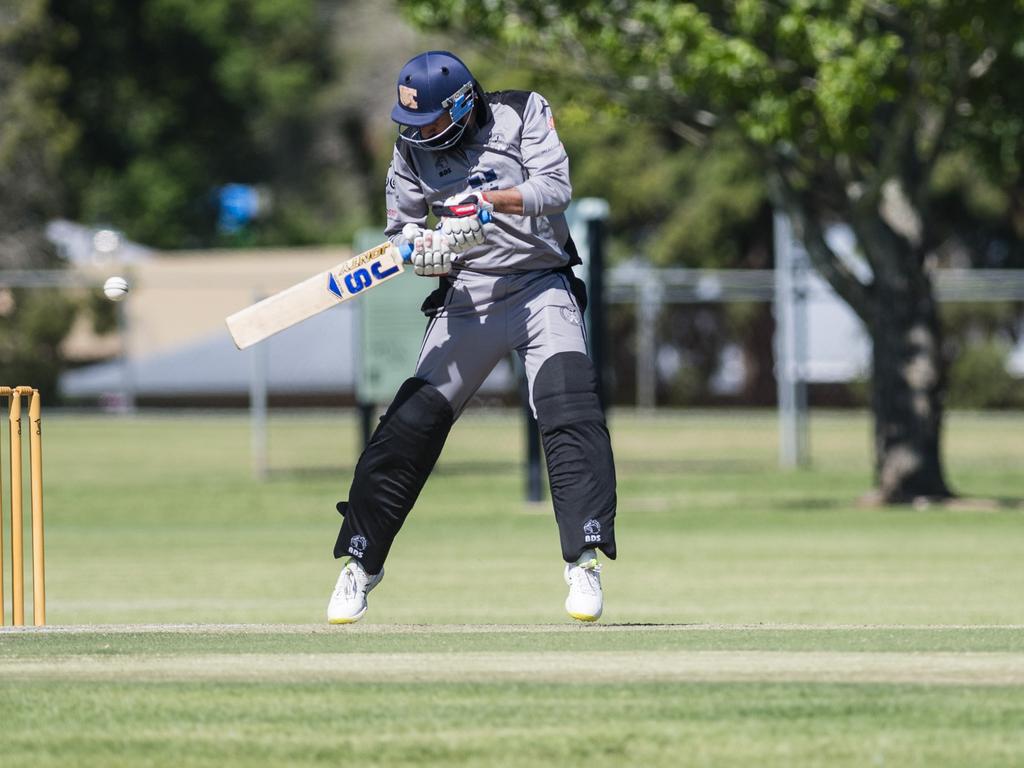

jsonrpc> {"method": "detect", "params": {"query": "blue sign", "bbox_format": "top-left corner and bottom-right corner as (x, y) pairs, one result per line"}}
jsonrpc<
(218, 184), (260, 233)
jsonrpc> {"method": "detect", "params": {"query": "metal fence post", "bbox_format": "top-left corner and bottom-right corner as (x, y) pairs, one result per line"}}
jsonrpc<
(636, 270), (662, 409)
(773, 211), (810, 468)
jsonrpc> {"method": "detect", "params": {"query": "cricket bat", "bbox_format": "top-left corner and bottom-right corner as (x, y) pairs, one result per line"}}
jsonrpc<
(225, 240), (408, 350)
(225, 206), (490, 350)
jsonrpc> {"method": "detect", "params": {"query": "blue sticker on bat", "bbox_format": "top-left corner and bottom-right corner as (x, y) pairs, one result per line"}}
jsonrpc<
(344, 270), (373, 294)
(372, 261), (400, 280)
(327, 272), (343, 299)
(328, 257), (402, 299)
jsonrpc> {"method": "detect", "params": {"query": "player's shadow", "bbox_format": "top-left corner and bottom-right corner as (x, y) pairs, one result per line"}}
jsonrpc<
(761, 497), (863, 512)
(911, 495), (1024, 511)
(266, 461), (518, 479)
(269, 457), (769, 480)
(614, 458), (767, 474)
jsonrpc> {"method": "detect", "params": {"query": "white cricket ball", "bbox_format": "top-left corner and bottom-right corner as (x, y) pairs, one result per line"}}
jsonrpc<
(103, 276), (129, 302)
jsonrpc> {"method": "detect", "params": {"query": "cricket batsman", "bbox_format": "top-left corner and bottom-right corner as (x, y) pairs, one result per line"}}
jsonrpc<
(327, 51), (617, 623)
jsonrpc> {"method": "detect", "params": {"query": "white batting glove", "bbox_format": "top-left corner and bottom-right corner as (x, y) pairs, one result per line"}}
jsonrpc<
(402, 223), (453, 276)
(440, 193), (492, 254)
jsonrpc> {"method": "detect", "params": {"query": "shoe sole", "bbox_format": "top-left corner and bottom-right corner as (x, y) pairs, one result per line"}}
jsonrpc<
(327, 606), (367, 625)
(326, 568), (383, 625)
(568, 611), (601, 622)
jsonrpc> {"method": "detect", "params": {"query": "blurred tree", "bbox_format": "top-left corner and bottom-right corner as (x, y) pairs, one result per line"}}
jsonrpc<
(0, 288), (78, 400)
(470, 59), (777, 407)
(471, 59), (772, 267)
(0, 0), (74, 267)
(48, 0), (336, 247)
(2, 0), (439, 397)
(943, 302), (1024, 408)
(0, 0), (81, 397)
(947, 340), (1022, 409)
(320, 3), (443, 233)
(401, 0), (1024, 502)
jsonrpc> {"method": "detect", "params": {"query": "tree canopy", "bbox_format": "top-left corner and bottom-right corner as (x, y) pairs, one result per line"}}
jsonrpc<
(402, 0), (1023, 266)
(400, 0), (1024, 501)
(46, 0), (337, 247)
(1, 0), (74, 267)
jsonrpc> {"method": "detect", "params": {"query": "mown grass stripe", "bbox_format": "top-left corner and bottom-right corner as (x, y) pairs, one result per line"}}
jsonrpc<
(3, 650), (1024, 685)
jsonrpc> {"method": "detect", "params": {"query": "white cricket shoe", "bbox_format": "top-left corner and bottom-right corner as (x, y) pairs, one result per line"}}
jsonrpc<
(327, 559), (383, 624)
(564, 550), (603, 622)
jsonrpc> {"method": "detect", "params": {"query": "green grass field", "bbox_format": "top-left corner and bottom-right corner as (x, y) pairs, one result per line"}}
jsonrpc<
(2, 409), (1023, 766)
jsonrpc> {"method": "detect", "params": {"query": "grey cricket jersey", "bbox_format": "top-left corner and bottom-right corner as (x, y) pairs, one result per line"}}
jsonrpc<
(385, 89), (573, 273)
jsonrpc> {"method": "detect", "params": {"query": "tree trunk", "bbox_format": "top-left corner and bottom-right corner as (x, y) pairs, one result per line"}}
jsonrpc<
(868, 272), (953, 502)
(771, 176), (954, 504)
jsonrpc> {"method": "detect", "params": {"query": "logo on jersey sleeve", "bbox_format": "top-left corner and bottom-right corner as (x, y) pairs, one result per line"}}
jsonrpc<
(468, 168), (498, 189)
(385, 172), (399, 219)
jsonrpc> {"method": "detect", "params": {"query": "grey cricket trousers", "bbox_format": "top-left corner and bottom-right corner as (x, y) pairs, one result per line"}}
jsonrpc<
(416, 268), (588, 415)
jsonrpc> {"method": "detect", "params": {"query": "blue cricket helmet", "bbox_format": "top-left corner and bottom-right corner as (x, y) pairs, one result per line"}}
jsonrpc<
(391, 51), (478, 151)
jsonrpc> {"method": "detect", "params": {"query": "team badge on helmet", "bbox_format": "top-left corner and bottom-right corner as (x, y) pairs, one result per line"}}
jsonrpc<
(398, 85), (418, 109)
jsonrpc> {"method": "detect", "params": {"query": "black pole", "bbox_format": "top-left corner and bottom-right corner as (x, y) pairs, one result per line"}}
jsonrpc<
(358, 401), (374, 451)
(586, 215), (608, 409)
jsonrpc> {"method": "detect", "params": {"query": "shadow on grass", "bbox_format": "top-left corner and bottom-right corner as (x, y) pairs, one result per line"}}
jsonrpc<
(760, 497), (862, 512)
(264, 465), (352, 479)
(918, 496), (1024, 512)
(266, 460), (525, 480)
(610, 459), (769, 475)
(266, 458), (776, 481)
(602, 623), (702, 628)
(853, 490), (1024, 512)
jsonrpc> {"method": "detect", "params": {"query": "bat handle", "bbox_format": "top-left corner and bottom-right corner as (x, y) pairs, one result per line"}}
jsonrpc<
(479, 210), (492, 224)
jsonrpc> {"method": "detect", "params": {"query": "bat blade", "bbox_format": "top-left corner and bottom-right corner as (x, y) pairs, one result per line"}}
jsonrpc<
(226, 241), (405, 349)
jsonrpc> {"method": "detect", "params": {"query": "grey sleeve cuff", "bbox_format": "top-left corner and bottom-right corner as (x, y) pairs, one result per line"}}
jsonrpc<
(516, 181), (544, 218)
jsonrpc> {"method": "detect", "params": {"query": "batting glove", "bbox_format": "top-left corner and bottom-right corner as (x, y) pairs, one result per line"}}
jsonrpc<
(439, 193), (493, 254)
(402, 223), (453, 276)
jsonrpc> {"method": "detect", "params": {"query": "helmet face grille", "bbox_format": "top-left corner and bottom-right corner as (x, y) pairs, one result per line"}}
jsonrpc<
(399, 113), (472, 152)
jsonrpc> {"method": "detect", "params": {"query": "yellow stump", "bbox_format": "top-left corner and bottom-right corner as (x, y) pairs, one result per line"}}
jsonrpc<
(0, 389), (4, 625)
(0, 387), (44, 627)
(9, 389), (24, 626)
(29, 390), (45, 626)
